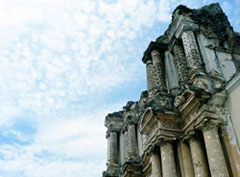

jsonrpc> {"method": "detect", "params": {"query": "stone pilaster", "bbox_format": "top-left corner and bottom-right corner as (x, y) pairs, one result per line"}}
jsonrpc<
(202, 123), (229, 177)
(160, 141), (177, 177)
(146, 60), (155, 92)
(164, 51), (179, 93)
(222, 121), (240, 177)
(182, 31), (203, 74)
(108, 131), (118, 164)
(173, 41), (189, 85)
(151, 50), (167, 92)
(189, 137), (209, 177)
(150, 151), (162, 177)
(128, 124), (137, 159)
(178, 140), (194, 177)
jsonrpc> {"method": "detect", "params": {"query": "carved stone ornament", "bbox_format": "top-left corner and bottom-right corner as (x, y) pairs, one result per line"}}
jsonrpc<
(103, 3), (240, 177)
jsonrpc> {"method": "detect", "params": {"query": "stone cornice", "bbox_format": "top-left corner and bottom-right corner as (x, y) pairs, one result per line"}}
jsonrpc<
(225, 72), (240, 92)
(105, 111), (123, 128)
(142, 41), (168, 64)
(175, 19), (198, 39)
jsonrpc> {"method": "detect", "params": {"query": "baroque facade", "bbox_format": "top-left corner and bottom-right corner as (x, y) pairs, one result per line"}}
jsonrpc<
(103, 3), (240, 177)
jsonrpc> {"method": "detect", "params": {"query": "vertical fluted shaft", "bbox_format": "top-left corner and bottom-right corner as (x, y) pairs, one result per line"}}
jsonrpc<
(108, 131), (118, 164)
(150, 152), (162, 177)
(124, 129), (129, 161)
(128, 124), (137, 159)
(160, 142), (177, 177)
(189, 137), (209, 177)
(203, 125), (229, 177)
(178, 141), (194, 177)
(182, 31), (203, 73)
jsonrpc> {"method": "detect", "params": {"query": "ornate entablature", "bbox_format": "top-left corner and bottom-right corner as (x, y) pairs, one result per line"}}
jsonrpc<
(103, 3), (240, 177)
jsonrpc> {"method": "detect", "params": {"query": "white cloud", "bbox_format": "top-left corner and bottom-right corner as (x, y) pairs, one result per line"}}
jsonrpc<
(0, 103), (125, 177)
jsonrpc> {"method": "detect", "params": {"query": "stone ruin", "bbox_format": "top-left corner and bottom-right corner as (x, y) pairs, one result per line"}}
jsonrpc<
(103, 3), (240, 177)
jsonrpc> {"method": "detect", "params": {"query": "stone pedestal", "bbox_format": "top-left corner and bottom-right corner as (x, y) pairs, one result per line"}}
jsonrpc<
(160, 142), (177, 177)
(178, 141), (194, 177)
(182, 31), (203, 74)
(203, 125), (229, 177)
(128, 124), (137, 159)
(189, 137), (209, 177)
(150, 152), (162, 177)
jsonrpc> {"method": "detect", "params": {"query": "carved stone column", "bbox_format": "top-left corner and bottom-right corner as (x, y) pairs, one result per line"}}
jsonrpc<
(202, 123), (229, 177)
(189, 137), (209, 177)
(222, 121), (240, 177)
(160, 141), (177, 177)
(108, 131), (118, 164)
(173, 41), (189, 85)
(146, 60), (154, 92)
(150, 151), (162, 177)
(178, 140), (194, 177)
(128, 124), (137, 159)
(182, 31), (203, 74)
(124, 129), (129, 161)
(151, 50), (167, 92)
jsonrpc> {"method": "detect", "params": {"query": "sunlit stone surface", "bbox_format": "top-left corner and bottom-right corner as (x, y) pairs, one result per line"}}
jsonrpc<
(103, 3), (240, 177)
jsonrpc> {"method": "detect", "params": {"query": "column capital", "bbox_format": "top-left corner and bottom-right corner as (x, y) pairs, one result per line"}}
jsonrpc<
(155, 135), (176, 146)
(151, 50), (163, 66)
(144, 55), (152, 65)
(202, 120), (219, 132)
(195, 115), (223, 132)
(142, 41), (168, 64)
(183, 129), (196, 142)
(145, 144), (157, 156)
(151, 49), (160, 55)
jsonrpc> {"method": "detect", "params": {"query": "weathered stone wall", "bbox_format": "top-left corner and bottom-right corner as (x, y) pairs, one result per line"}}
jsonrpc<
(103, 3), (240, 177)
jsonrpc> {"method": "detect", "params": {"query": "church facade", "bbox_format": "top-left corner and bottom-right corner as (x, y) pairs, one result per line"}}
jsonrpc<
(103, 3), (240, 177)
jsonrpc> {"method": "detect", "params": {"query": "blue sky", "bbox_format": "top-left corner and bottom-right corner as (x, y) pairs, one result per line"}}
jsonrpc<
(0, 0), (239, 177)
